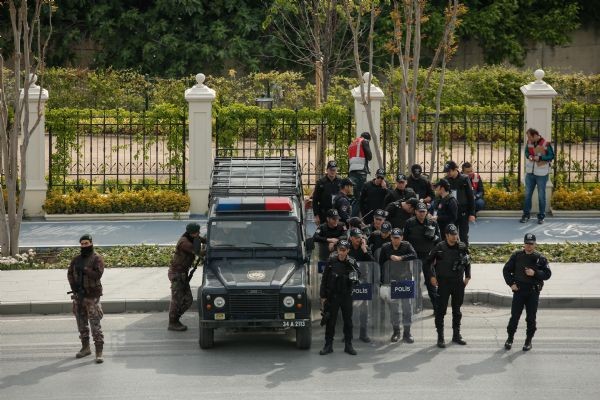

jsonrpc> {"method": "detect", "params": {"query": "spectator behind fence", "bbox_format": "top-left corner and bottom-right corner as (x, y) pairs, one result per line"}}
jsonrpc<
(461, 162), (485, 214)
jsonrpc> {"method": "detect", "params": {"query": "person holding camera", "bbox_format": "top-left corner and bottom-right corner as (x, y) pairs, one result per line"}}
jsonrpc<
(521, 128), (555, 224)
(168, 222), (205, 332)
(378, 228), (417, 343)
(319, 240), (361, 356)
(502, 233), (552, 351)
(426, 224), (471, 348)
(347, 228), (376, 343)
(404, 202), (442, 314)
(67, 234), (105, 363)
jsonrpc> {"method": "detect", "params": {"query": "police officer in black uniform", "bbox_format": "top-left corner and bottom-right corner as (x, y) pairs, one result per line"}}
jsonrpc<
(407, 164), (435, 206)
(364, 209), (387, 236)
(426, 224), (471, 348)
(502, 233), (552, 351)
(432, 178), (458, 235)
(404, 201), (441, 313)
(319, 240), (361, 356)
(384, 173), (417, 206)
(379, 228), (417, 342)
(347, 227), (376, 343)
(334, 178), (354, 225)
(312, 160), (341, 225)
(368, 221), (392, 254)
(313, 209), (347, 260)
(385, 197), (418, 229)
(444, 161), (476, 245)
(359, 168), (389, 225)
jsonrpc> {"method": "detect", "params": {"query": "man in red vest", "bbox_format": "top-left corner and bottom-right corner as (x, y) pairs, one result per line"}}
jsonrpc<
(461, 162), (485, 214)
(348, 132), (372, 216)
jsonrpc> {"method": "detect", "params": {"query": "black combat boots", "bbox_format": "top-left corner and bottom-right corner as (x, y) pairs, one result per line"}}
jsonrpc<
(523, 337), (533, 351)
(452, 330), (467, 345)
(402, 326), (414, 344)
(504, 335), (514, 350)
(168, 318), (188, 331)
(319, 341), (333, 355)
(95, 343), (104, 364)
(359, 327), (371, 343)
(391, 327), (401, 342)
(344, 341), (357, 356)
(76, 339), (91, 358)
(437, 332), (446, 348)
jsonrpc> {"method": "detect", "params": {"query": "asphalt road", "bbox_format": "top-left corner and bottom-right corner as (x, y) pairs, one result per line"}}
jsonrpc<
(18, 216), (600, 248)
(1, 307), (599, 400)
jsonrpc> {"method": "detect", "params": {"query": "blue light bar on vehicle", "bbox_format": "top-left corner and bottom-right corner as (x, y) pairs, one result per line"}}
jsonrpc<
(215, 197), (292, 213)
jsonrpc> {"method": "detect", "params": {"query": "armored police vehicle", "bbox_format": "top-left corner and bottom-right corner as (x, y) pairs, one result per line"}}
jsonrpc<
(198, 157), (315, 349)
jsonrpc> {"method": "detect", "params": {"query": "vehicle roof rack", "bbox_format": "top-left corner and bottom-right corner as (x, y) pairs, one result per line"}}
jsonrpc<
(210, 157), (303, 198)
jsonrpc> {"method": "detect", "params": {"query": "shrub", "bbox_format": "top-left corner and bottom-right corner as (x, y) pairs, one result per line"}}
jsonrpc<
(484, 187), (524, 210)
(551, 187), (600, 210)
(43, 189), (190, 214)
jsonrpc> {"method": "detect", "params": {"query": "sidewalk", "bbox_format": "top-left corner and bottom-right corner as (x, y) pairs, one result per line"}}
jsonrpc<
(1, 263), (599, 315)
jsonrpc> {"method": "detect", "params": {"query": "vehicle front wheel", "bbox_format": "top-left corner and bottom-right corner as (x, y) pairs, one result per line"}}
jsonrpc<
(199, 326), (214, 349)
(295, 323), (312, 350)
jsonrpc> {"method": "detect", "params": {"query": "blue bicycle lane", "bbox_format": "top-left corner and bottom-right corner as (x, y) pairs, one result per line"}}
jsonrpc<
(18, 216), (600, 249)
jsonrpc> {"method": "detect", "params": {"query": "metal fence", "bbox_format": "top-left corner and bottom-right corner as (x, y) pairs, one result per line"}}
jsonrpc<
(48, 110), (187, 193)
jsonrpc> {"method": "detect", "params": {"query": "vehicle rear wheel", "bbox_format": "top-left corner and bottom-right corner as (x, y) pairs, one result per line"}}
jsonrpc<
(199, 326), (214, 349)
(295, 323), (312, 350)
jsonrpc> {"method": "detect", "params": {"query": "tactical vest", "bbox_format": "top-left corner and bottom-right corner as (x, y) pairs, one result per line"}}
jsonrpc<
(525, 138), (551, 176)
(73, 254), (102, 294)
(514, 251), (541, 284)
(348, 137), (367, 172)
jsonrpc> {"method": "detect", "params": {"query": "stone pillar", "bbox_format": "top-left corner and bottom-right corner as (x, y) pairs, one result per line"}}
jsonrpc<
(21, 74), (49, 218)
(351, 73), (385, 177)
(520, 69), (558, 214)
(185, 73), (216, 215)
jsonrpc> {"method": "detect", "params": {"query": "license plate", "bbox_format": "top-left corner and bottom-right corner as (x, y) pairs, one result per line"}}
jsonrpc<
(214, 313), (225, 320)
(282, 320), (306, 328)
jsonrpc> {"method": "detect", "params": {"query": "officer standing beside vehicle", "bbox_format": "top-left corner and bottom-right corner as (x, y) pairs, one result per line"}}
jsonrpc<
(348, 228), (376, 343)
(334, 178), (355, 225)
(168, 223), (205, 332)
(312, 160), (342, 225)
(502, 233), (552, 351)
(313, 209), (347, 259)
(426, 224), (471, 348)
(431, 178), (458, 236)
(320, 240), (361, 356)
(379, 228), (417, 343)
(68, 234), (105, 364)
(444, 161), (476, 245)
(348, 132), (373, 209)
(404, 202), (441, 313)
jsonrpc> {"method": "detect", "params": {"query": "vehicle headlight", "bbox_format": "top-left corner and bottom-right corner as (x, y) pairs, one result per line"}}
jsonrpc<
(214, 296), (226, 308)
(282, 296), (295, 308)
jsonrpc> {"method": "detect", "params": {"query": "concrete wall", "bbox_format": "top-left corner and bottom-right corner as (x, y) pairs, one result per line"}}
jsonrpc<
(449, 27), (600, 74)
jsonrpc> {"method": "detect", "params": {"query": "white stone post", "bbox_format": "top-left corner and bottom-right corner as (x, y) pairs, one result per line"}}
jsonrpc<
(185, 73), (216, 215)
(351, 73), (385, 177)
(21, 74), (49, 217)
(520, 69), (558, 214)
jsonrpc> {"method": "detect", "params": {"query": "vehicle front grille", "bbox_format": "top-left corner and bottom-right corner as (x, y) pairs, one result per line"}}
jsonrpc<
(228, 290), (280, 319)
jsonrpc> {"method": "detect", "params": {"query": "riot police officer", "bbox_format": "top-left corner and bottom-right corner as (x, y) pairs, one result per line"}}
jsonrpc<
(404, 201), (441, 313)
(313, 209), (347, 260)
(502, 233), (552, 351)
(364, 208), (387, 236)
(333, 178), (354, 225)
(348, 227), (376, 343)
(431, 178), (458, 236)
(379, 228), (417, 343)
(406, 164), (435, 207)
(444, 161), (476, 245)
(320, 240), (361, 356)
(359, 168), (389, 225)
(385, 197), (418, 229)
(312, 160), (341, 225)
(426, 224), (471, 348)
(384, 173), (417, 206)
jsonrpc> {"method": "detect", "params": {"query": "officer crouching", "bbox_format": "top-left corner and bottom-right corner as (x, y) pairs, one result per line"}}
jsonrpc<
(502, 233), (552, 351)
(425, 224), (471, 348)
(320, 240), (361, 355)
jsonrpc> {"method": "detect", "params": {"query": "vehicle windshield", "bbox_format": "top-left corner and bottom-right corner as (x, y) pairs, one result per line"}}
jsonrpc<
(209, 220), (299, 248)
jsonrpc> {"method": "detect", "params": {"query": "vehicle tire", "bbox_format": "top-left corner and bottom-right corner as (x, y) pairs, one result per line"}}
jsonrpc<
(199, 326), (214, 349)
(296, 323), (312, 350)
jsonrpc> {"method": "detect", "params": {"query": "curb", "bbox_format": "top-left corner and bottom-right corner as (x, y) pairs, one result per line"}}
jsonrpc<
(44, 212), (191, 221)
(2, 294), (599, 315)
